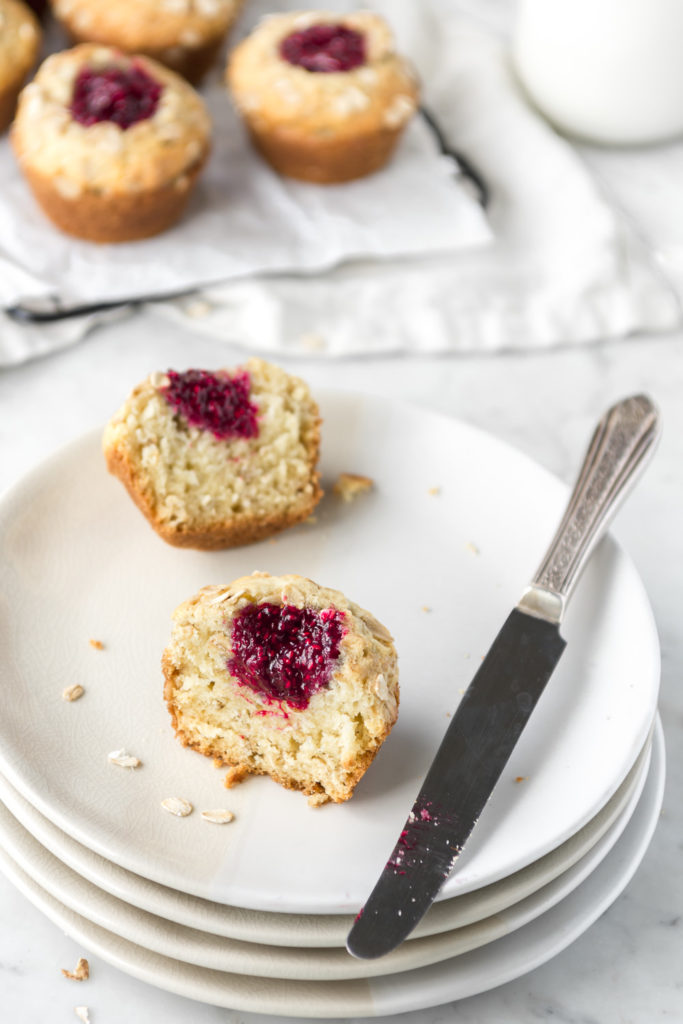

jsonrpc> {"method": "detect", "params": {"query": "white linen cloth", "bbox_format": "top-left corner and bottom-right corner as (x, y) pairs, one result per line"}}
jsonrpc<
(0, 0), (680, 364)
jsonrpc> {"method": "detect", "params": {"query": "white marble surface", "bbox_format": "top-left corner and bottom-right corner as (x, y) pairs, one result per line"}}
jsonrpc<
(0, 309), (682, 1022)
(1, 0), (683, 1012)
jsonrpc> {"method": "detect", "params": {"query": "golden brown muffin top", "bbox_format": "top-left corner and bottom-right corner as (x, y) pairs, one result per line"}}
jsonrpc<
(12, 44), (211, 196)
(0, 0), (41, 92)
(227, 10), (419, 138)
(52, 0), (243, 51)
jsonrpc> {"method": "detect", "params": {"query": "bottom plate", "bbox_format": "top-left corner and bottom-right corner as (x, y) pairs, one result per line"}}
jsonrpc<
(0, 737), (651, 980)
(0, 719), (664, 1016)
(0, 726), (652, 949)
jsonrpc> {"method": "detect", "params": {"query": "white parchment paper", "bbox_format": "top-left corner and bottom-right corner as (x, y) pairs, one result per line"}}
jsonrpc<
(0, 78), (491, 308)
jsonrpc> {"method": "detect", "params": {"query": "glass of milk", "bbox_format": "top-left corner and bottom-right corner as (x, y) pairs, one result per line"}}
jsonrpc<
(512, 0), (683, 144)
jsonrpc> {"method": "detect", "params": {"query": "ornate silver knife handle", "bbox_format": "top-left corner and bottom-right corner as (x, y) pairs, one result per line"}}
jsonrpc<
(518, 395), (661, 625)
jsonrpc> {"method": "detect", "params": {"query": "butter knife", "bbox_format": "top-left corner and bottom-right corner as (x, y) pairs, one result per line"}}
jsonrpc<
(347, 394), (661, 959)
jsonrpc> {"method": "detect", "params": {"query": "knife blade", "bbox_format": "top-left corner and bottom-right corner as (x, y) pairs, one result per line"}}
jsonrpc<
(347, 394), (661, 960)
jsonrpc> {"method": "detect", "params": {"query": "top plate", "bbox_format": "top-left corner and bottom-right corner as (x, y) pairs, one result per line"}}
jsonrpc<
(0, 391), (659, 913)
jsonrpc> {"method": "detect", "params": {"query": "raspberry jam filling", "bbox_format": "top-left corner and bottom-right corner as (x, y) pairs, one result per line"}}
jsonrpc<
(70, 64), (163, 129)
(162, 369), (259, 440)
(279, 23), (366, 73)
(229, 603), (346, 710)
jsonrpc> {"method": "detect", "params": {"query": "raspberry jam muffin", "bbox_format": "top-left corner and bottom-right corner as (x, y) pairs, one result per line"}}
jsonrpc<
(0, 0), (41, 133)
(12, 44), (211, 242)
(102, 359), (322, 549)
(227, 10), (419, 183)
(51, 0), (244, 84)
(163, 573), (399, 805)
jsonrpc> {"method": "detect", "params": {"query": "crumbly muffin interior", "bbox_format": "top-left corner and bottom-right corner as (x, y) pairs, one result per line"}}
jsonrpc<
(102, 358), (321, 538)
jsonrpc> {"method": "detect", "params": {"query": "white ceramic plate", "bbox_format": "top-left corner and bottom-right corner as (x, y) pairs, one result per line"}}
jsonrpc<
(0, 729), (652, 948)
(0, 719), (664, 1016)
(0, 737), (651, 980)
(0, 392), (660, 912)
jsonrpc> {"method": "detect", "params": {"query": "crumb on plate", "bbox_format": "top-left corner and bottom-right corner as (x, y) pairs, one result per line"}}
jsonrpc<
(62, 684), (85, 702)
(333, 472), (373, 503)
(161, 797), (193, 817)
(223, 765), (250, 789)
(108, 749), (141, 769)
(200, 809), (235, 824)
(308, 791), (330, 808)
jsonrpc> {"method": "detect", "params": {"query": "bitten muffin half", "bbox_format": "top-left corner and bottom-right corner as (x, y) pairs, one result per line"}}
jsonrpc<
(163, 573), (399, 805)
(12, 44), (211, 242)
(51, 0), (244, 84)
(0, 0), (41, 133)
(227, 9), (419, 183)
(102, 359), (323, 549)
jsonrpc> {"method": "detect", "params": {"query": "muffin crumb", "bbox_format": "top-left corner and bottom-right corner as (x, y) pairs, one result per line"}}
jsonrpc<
(62, 684), (85, 702)
(62, 958), (89, 982)
(333, 472), (373, 503)
(224, 765), (250, 789)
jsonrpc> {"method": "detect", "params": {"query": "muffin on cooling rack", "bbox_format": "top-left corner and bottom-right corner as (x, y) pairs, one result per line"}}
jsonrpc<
(12, 44), (211, 242)
(227, 9), (419, 183)
(0, 0), (41, 133)
(163, 573), (400, 805)
(102, 359), (323, 549)
(51, 0), (244, 84)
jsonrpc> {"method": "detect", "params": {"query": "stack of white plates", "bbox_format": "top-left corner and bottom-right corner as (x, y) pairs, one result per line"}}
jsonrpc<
(0, 392), (664, 1018)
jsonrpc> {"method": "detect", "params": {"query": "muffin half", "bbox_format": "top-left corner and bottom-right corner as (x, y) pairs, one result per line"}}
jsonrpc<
(103, 359), (323, 549)
(163, 573), (399, 804)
